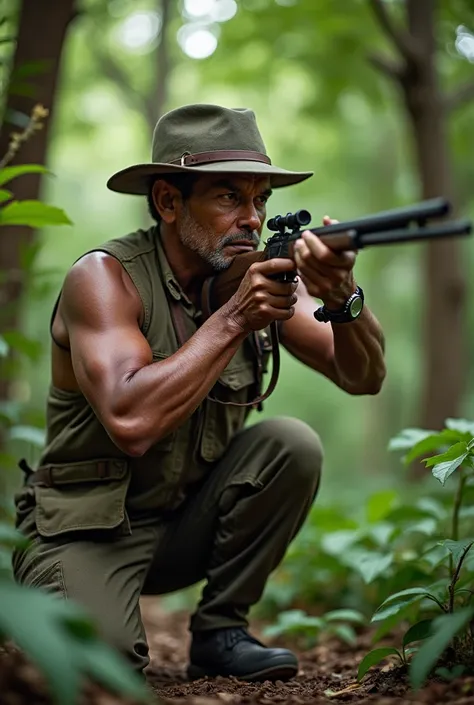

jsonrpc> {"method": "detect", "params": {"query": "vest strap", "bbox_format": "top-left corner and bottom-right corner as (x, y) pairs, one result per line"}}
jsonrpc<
(168, 295), (280, 408)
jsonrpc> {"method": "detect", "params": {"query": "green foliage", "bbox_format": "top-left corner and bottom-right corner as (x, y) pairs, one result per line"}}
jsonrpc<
(262, 607), (365, 647)
(358, 646), (404, 681)
(262, 418), (474, 690)
(357, 419), (474, 688)
(410, 609), (474, 690)
(0, 199), (71, 227)
(0, 147), (145, 704)
(0, 524), (149, 705)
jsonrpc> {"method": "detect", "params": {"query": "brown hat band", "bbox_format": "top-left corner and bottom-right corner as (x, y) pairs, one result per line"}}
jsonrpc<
(169, 150), (272, 167)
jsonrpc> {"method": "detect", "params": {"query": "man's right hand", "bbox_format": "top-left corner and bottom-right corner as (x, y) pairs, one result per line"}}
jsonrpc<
(225, 258), (299, 332)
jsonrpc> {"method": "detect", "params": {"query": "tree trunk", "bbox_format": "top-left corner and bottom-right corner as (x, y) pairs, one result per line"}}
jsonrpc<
(154, 0), (172, 122)
(401, 0), (466, 431)
(0, 0), (75, 411)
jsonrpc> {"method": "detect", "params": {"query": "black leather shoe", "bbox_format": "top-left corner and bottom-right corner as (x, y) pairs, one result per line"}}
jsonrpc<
(187, 627), (298, 682)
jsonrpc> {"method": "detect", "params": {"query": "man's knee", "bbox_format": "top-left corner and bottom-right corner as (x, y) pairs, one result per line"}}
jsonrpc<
(253, 416), (323, 490)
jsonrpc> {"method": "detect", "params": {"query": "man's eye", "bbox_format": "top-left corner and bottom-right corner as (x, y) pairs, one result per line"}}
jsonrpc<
(221, 193), (236, 201)
(256, 196), (268, 206)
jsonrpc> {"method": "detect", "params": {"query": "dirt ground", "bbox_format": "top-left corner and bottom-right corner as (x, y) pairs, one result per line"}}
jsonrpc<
(1, 597), (474, 705)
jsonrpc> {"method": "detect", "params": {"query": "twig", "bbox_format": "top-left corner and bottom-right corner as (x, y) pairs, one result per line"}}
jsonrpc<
(368, 0), (418, 62)
(445, 80), (474, 113)
(0, 104), (49, 169)
(452, 469), (466, 543)
(448, 542), (474, 614)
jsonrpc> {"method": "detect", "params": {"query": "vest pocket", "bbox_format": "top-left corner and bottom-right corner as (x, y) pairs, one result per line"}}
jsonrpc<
(34, 459), (131, 538)
(199, 362), (256, 463)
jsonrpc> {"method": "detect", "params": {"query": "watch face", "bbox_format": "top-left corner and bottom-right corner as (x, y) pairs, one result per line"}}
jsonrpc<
(349, 296), (363, 318)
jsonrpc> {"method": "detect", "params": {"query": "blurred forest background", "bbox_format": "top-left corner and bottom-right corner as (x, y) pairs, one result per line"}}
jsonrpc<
(1, 0), (474, 607)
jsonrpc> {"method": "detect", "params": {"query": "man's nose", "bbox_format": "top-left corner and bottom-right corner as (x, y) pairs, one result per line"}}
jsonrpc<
(236, 201), (262, 231)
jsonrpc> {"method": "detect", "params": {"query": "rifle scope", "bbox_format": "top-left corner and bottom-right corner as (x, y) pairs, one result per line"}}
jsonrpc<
(267, 210), (312, 233)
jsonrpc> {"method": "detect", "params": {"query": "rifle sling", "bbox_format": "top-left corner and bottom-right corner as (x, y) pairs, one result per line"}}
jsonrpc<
(168, 295), (280, 408)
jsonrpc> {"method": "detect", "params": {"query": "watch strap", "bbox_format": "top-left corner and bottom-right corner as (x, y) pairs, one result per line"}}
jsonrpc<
(314, 286), (364, 324)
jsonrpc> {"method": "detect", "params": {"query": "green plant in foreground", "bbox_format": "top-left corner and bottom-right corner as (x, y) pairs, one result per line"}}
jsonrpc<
(0, 523), (150, 705)
(0, 134), (149, 703)
(358, 418), (474, 690)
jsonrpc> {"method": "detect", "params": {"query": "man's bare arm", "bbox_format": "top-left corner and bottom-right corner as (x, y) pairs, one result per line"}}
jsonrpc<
(280, 281), (386, 395)
(62, 253), (297, 456)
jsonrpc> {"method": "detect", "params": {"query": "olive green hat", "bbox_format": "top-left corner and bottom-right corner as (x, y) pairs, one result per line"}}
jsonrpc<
(107, 103), (313, 195)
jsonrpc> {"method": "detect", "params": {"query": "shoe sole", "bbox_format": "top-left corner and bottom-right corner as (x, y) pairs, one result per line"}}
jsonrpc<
(187, 662), (298, 682)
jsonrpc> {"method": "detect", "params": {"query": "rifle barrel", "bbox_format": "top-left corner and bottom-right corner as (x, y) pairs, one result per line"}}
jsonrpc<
(356, 220), (472, 249)
(305, 197), (451, 238)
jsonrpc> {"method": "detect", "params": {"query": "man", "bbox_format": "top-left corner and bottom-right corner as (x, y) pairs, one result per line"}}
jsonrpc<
(12, 104), (386, 682)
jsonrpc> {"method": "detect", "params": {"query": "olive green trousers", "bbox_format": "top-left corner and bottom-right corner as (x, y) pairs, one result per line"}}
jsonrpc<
(12, 417), (323, 672)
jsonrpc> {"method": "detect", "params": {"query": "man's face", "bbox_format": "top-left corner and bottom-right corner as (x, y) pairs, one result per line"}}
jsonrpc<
(176, 174), (272, 271)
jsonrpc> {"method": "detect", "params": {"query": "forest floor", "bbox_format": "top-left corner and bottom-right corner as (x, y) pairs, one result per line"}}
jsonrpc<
(2, 597), (474, 705)
(140, 599), (474, 705)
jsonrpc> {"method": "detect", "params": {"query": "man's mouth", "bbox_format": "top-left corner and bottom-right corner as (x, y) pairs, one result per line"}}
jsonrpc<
(224, 240), (257, 252)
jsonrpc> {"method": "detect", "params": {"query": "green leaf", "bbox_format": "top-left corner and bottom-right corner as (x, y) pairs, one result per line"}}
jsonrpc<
(402, 619), (434, 648)
(78, 639), (149, 699)
(439, 539), (474, 566)
(0, 582), (81, 705)
(371, 598), (421, 624)
(0, 582), (150, 704)
(372, 601), (421, 641)
(347, 551), (394, 584)
(424, 441), (468, 467)
(320, 529), (359, 555)
(406, 518), (438, 536)
(377, 587), (439, 609)
(388, 428), (436, 453)
(1, 330), (42, 361)
(410, 608), (474, 689)
(0, 189), (12, 204)
(0, 164), (49, 186)
(416, 497), (447, 520)
(371, 587), (441, 624)
(328, 623), (357, 645)
(0, 335), (8, 358)
(403, 429), (468, 464)
(445, 418), (474, 436)
(366, 490), (398, 522)
(323, 609), (366, 624)
(435, 665), (466, 682)
(358, 647), (401, 681)
(9, 425), (45, 448)
(0, 200), (72, 228)
(263, 609), (323, 638)
(0, 522), (29, 550)
(432, 455), (469, 485)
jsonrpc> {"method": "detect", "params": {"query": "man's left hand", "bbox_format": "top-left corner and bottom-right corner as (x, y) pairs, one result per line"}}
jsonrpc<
(293, 215), (357, 310)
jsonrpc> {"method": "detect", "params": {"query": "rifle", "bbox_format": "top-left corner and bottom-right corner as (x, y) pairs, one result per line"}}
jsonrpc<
(199, 197), (472, 407)
(265, 196), (472, 282)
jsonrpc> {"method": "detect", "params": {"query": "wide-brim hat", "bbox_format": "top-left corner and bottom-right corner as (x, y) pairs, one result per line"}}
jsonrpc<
(107, 104), (313, 195)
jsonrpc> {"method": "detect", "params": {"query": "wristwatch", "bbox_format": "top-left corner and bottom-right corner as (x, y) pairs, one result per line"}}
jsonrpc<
(314, 286), (364, 324)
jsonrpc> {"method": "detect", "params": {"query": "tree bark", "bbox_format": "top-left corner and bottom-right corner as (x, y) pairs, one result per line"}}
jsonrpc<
(400, 0), (466, 430)
(369, 0), (468, 434)
(0, 0), (76, 402)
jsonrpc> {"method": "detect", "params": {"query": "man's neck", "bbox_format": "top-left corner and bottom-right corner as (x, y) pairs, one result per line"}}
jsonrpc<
(158, 227), (212, 306)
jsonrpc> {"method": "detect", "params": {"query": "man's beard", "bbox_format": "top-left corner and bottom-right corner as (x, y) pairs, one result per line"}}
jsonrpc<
(178, 208), (260, 271)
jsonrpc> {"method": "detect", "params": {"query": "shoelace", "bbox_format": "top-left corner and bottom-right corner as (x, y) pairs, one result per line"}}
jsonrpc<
(224, 627), (261, 649)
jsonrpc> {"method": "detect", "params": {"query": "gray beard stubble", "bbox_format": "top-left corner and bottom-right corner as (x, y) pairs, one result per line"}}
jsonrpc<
(178, 208), (260, 271)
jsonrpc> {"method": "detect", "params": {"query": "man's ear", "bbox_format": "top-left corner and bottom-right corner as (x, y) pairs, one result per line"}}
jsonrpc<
(152, 179), (181, 223)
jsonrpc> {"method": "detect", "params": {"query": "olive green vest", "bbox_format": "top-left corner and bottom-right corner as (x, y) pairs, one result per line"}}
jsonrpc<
(35, 227), (270, 531)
